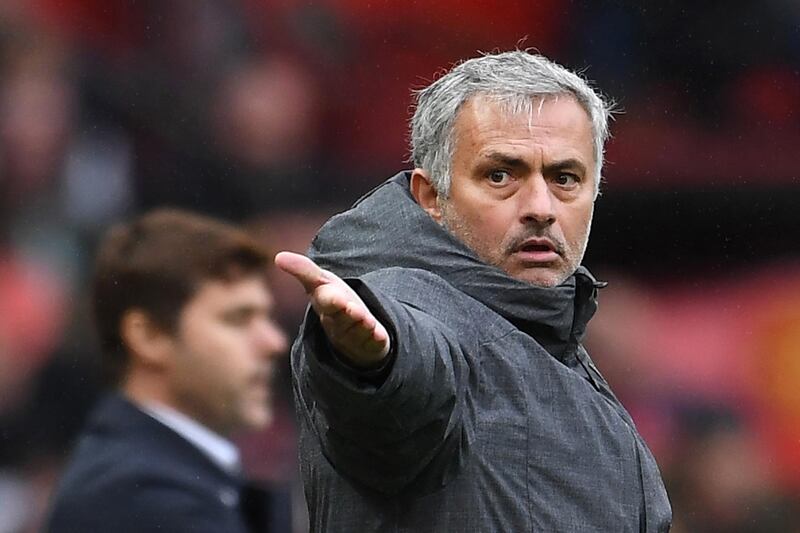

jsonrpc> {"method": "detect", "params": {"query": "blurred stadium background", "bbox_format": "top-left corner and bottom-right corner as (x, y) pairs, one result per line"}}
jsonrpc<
(0, 1), (798, 531)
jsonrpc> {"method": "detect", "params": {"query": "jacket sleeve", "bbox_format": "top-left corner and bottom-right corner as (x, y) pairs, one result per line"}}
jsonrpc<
(293, 273), (477, 496)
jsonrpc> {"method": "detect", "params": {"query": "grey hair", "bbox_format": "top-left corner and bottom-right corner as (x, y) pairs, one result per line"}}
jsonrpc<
(410, 50), (613, 197)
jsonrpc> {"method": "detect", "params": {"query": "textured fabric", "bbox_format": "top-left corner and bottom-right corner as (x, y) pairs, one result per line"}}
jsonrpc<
(44, 394), (288, 533)
(292, 171), (672, 532)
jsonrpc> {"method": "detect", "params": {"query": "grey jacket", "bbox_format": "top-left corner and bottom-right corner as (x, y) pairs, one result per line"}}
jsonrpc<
(292, 172), (672, 532)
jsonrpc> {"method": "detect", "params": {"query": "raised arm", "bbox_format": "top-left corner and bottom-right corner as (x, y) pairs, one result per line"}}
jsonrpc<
(274, 251), (390, 367)
(275, 253), (479, 494)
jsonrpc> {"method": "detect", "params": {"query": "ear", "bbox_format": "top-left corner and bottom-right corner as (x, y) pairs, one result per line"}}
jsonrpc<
(120, 310), (174, 369)
(409, 168), (442, 222)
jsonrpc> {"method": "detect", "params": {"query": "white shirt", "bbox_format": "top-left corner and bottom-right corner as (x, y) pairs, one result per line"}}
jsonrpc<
(139, 402), (241, 476)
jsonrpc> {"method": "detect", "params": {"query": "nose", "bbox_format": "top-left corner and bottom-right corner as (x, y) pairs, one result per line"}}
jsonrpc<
(518, 175), (556, 227)
(255, 319), (289, 359)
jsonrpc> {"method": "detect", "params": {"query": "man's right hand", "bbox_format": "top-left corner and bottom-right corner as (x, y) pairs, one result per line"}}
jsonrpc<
(274, 251), (391, 367)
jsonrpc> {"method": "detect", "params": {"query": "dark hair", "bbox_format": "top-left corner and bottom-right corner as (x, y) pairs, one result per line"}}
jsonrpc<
(92, 208), (270, 384)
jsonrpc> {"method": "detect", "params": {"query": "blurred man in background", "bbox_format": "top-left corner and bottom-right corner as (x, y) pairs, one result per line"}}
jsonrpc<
(277, 50), (671, 532)
(45, 209), (290, 533)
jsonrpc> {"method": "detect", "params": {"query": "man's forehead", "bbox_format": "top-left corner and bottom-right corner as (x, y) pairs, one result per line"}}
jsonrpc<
(191, 275), (273, 307)
(454, 94), (594, 160)
(462, 92), (580, 115)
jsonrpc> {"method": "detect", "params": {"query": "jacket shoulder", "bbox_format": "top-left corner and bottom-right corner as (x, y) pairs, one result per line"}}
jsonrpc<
(359, 267), (516, 342)
(45, 399), (246, 533)
(47, 470), (244, 532)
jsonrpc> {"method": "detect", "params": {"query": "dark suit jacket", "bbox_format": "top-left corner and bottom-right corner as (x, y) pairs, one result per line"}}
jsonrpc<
(45, 394), (290, 533)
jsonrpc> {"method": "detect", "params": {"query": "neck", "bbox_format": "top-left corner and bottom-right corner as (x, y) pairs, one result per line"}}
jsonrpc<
(122, 372), (173, 412)
(122, 374), (231, 435)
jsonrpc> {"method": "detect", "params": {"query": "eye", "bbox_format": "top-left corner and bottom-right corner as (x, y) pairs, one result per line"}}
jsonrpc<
(221, 308), (253, 327)
(553, 173), (580, 188)
(487, 170), (512, 185)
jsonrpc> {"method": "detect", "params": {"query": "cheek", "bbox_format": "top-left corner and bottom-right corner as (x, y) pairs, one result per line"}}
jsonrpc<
(178, 325), (246, 379)
(456, 193), (514, 232)
(479, 204), (520, 240)
(561, 203), (594, 245)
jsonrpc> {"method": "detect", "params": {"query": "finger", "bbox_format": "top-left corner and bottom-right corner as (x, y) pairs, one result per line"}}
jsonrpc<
(322, 306), (376, 342)
(320, 306), (362, 336)
(361, 326), (390, 358)
(342, 310), (388, 349)
(314, 285), (353, 316)
(321, 306), (381, 349)
(341, 301), (389, 346)
(343, 301), (376, 330)
(325, 321), (375, 350)
(372, 322), (389, 344)
(320, 314), (376, 357)
(274, 251), (329, 293)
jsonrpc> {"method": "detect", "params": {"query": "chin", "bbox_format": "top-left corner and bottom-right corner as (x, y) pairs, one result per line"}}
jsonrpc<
(511, 269), (566, 288)
(523, 277), (561, 288)
(244, 406), (272, 430)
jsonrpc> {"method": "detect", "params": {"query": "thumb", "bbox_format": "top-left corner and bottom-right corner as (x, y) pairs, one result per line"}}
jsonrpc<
(274, 251), (330, 294)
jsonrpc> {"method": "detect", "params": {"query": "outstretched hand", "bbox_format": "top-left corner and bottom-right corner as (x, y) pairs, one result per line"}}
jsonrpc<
(274, 252), (391, 367)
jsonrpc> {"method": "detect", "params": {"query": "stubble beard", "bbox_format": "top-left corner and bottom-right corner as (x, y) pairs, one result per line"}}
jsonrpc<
(437, 198), (592, 288)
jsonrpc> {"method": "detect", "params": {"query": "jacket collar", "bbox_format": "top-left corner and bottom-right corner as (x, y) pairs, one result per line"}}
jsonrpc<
(89, 393), (239, 482)
(310, 171), (604, 362)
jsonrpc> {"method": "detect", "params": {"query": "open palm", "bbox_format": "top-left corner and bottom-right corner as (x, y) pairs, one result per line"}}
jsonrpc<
(275, 252), (390, 367)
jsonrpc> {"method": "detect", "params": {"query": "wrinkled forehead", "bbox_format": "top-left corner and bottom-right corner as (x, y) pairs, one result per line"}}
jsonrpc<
(454, 93), (593, 148)
(454, 93), (594, 154)
(463, 92), (589, 125)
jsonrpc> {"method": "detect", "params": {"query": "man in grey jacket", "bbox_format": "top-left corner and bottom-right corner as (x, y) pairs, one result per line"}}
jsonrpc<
(277, 51), (672, 532)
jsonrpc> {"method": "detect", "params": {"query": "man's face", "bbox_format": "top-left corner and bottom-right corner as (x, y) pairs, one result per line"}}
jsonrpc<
(166, 276), (287, 434)
(435, 95), (596, 287)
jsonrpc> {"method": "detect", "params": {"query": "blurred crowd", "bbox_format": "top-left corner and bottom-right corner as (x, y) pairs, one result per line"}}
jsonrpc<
(0, 0), (798, 531)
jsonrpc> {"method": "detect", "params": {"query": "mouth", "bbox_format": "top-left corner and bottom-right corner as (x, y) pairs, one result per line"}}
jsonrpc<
(249, 379), (271, 406)
(250, 366), (272, 392)
(513, 238), (561, 264)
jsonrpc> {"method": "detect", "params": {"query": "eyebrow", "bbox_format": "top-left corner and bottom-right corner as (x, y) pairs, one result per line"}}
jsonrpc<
(220, 302), (270, 316)
(479, 152), (588, 175)
(547, 158), (587, 175)
(480, 152), (528, 169)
